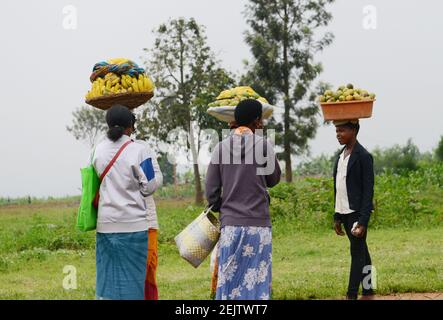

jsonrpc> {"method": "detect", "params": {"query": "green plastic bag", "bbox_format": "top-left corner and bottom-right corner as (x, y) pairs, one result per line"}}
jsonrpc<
(76, 158), (99, 232)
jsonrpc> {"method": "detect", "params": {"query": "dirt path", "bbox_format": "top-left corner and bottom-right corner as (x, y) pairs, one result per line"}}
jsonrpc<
(368, 292), (443, 300)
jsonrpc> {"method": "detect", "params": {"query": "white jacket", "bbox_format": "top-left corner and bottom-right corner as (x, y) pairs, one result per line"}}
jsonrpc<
(92, 135), (163, 233)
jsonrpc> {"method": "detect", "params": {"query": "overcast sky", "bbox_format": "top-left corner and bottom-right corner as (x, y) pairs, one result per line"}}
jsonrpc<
(1, 0), (442, 198)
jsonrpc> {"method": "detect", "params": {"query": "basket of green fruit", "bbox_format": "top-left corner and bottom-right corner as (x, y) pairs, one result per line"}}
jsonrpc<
(319, 84), (376, 121)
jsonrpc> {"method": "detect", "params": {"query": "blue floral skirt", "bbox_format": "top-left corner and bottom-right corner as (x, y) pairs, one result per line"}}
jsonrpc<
(216, 226), (272, 300)
(96, 231), (148, 300)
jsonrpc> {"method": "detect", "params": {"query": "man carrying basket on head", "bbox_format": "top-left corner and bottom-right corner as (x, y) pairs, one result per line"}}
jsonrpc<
(332, 120), (376, 300)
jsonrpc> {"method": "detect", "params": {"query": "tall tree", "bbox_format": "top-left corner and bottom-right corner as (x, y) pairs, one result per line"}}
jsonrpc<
(139, 18), (235, 205)
(436, 136), (443, 162)
(157, 152), (175, 185)
(67, 106), (107, 148)
(243, 0), (335, 182)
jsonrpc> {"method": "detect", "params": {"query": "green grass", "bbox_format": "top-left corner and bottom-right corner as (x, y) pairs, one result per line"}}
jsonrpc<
(0, 198), (442, 300)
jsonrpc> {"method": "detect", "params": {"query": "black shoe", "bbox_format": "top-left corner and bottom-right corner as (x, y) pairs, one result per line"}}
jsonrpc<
(362, 290), (375, 296)
(346, 294), (358, 300)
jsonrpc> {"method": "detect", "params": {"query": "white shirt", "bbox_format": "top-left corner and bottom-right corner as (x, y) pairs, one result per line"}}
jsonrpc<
(335, 150), (355, 214)
(92, 135), (163, 233)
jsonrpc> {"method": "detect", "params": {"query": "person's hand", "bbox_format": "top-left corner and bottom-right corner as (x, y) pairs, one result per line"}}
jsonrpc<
(334, 221), (345, 236)
(351, 224), (366, 238)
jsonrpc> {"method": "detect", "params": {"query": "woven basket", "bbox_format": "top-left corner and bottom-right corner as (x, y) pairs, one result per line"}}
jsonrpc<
(85, 92), (154, 110)
(207, 102), (274, 123)
(320, 100), (375, 121)
(175, 206), (220, 268)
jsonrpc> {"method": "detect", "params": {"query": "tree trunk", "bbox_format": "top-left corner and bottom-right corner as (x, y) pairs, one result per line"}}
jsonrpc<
(172, 163), (178, 185)
(284, 99), (293, 183)
(193, 163), (204, 205)
(283, 7), (293, 183)
(189, 121), (204, 205)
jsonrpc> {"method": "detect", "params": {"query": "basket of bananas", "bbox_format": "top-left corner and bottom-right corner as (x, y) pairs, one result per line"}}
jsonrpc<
(85, 58), (155, 110)
(319, 84), (376, 121)
(207, 86), (274, 123)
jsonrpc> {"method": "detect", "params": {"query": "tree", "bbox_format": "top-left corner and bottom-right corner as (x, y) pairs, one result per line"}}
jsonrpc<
(67, 106), (107, 147)
(139, 18), (236, 205)
(436, 136), (443, 162)
(157, 152), (175, 185)
(243, 0), (335, 182)
(372, 139), (421, 174)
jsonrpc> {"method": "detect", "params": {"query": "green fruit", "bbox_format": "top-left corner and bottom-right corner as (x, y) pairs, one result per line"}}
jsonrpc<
(327, 98), (335, 103)
(345, 89), (354, 96)
(354, 94), (362, 100)
(347, 83), (354, 89)
(319, 95), (326, 103)
(338, 86), (346, 91)
(339, 95), (345, 101)
(369, 93), (376, 99)
(324, 90), (333, 96)
(218, 99), (230, 106)
(346, 95), (354, 101)
(336, 90), (343, 96)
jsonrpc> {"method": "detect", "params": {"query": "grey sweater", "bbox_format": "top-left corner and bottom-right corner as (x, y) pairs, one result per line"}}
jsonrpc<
(205, 133), (281, 227)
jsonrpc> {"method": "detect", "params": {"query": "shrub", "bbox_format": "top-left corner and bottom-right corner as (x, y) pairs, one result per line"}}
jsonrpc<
(373, 139), (421, 175)
(269, 163), (443, 232)
(436, 136), (443, 162)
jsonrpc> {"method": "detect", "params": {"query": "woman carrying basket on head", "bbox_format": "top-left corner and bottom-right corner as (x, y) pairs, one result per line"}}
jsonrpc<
(92, 105), (162, 300)
(205, 99), (281, 300)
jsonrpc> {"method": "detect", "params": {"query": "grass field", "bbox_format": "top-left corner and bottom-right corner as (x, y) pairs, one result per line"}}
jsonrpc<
(0, 198), (442, 300)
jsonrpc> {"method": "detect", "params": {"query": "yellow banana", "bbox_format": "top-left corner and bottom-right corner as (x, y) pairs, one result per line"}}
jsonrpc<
(111, 77), (120, 86)
(99, 85), (105, 96)
(105, 73), (115, 80)
(121, 76), (129, 89)
(108, 58), (129, 65)
(145, 76), (154, 92)
(132, 78), (140, 92)
(143, 76), (149, 92)
(138, 78), (144, 92)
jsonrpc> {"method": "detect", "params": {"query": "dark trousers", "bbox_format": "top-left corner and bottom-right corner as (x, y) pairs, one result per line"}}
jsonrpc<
(338, 212), (374, 297)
